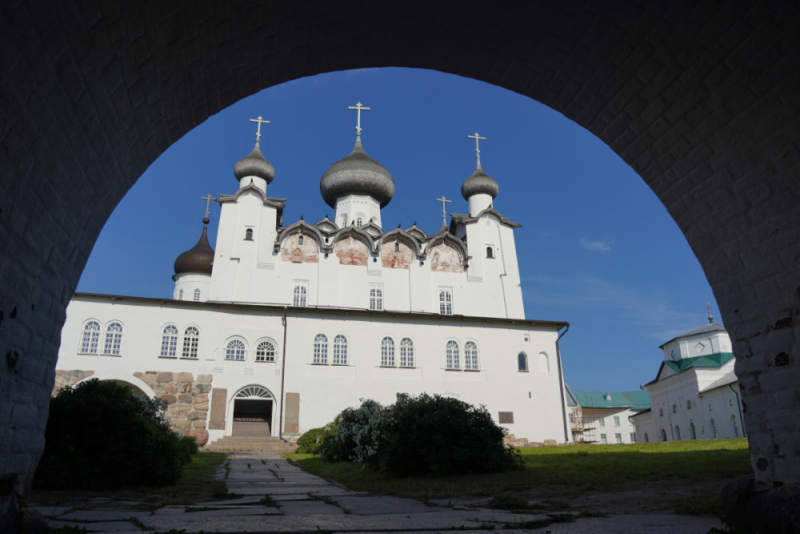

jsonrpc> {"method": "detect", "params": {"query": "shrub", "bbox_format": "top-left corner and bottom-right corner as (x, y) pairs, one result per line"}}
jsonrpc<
(178, 435), (200, 464)
(34, 379), (194, 490)
(321, 399), (390, 465)
(378, 393), (522, 476)
(297, 419), (338, 455)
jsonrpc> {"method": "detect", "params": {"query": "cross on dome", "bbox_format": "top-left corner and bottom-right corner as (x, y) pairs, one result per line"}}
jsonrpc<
(707, 303), (714, 323)
(201, 194), (214, 223)
(249, 116), (270, 142)
(348, 102), (370, 137)
(468, 132), (486, 166)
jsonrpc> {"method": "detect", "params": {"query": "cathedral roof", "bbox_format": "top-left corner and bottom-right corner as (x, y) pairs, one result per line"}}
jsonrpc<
(173, 219), (215, 277)
(461, 161), (499, 200)
(319, 137), (394, 208)
(234, 141), (275, 184)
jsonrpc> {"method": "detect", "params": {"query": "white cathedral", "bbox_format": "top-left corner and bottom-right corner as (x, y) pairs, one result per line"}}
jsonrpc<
(54, 106), (571, 447)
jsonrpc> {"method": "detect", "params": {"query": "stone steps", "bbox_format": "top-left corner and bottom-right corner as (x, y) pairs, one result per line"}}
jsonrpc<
(204, 436), (297, 452)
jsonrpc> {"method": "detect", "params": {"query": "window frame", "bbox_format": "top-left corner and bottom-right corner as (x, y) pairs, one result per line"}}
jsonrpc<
(600, 434), (607, 444)
(518, 352), (528, 372)
(399, 337), (414, 368)
(79, 320), (102, 354)
(160, 324), (180, 358)
(193, 288), (201, 302)
(464, 340), (479, 370)
(486, 246), (494, 258)
(182, 326), (200, 359)
(255, 339), (277, 363)
(245, 228), (254, 241)
(615, 433), (622, 443)
(613, 416), (620, 427)
(225, 338), (247, 361)
(313, 334), (328, 364)
(369, 283), (384, 311)
(332, 334), (348, 365)
(438, 287), (453, 315)
(293, 280), (309, 307)
(102, 321), (124, 356)
(446, 339), (460, 370)
(381, 336), (396, 367)
(598, 417), (605, 427)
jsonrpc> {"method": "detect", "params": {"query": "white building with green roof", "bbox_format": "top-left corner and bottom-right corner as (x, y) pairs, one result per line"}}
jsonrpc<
(566, 387), (650, 444)
(633, 319), (745, 443)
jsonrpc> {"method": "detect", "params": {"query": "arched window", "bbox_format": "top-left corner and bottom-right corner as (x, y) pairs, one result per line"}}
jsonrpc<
(674, 426), (681, 441)
(672, 404), (677, 413)
(245, 228), (253, 240)
(400, 338), (414, 367)
(687, 400), (692, 409)
(381, 337), (395, 366)
(731, 416), (740, 438)
(160, 325), (179, 357)
(539, 352), (550, 372)
(81, 321), (101, 353)
(357, 217), (363, 228)
(464, 341), (479, 370)
(333, 335), (348, 365)
(293, 282), (308, 307)
(689, 421), (696, 440)
(710, 419), (717, 438)
(256, 340), (276, 362)
(660, 429), (667, 441)
(183, 327), (199, 359)
(659, 408), (663, 416)
(518, 352), (528, 372)
(644, 433), (649, 443)
(103, 322), (123, 355)
(446, 340), (460, 369)
(394, 242), (400, 252)
(313, 334), (328, 364)
(193, 288), (201, 302)
(178, 289), (184, 300)
(298, 235), (304, 245)
(225, 339), (246, 360)
(486, 246), (493, 258)
(340, 215), (347, 227)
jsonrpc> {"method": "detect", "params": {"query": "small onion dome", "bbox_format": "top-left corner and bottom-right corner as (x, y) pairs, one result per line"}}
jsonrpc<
(174, 218), (215, 275)
(233, 141), (275, 184)
(461, 161), (499, 200)
(320, 137), (394, 208)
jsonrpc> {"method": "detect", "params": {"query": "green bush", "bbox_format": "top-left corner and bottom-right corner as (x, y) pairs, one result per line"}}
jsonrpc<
(34, 379), (194, 490)
(297, 419), (336, 455)
(319, 393), (522, 477)
(178, 435), (200, 464)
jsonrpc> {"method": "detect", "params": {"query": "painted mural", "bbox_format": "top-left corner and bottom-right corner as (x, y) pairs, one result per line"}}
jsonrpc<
(429, 242), (464, 273)
(335, 236), (370, 266)
(280, 232), (319, 263)
(380, 239), (414, 269)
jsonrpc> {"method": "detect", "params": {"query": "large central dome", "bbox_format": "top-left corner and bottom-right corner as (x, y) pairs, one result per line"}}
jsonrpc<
(320, 138), (394, 208)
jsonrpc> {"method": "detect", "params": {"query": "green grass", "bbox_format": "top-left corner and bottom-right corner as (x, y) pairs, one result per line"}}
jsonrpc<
(284, 439), (750, 500)
(31, 451), (228, 507)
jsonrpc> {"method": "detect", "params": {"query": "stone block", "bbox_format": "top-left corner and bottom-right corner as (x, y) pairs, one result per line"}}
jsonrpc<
(193, 402), (208, 411)
(172, 405), (191, 413)
(197, 374), (212, 383)
(84, 371), (94, 377)
(173, 420), (190, 431)
(178, 394), (193, 404)
(543, 439), (557, 446)
(187, 410), (207, 421)
(156, 372), (174, 384)
(176, 372), (194, 383)
(138, 373), (155, 385)
(66, 370), (85, 379)
(180, 383), (192, 393)
(195, 394), (208, 403)
(165, 383), (178, 394)
(159, 394), (177, 405)
(184, 430), (209, 446)
(152, 384), (166, 394)
(193, 383), (211, 394)
(209, 388), (227, 430)
(55, 370), (65, 376)
(192, 420), (206, 429)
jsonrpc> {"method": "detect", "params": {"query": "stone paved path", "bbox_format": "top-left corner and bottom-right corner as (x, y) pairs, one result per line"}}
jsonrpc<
(37, 451), (724, 533)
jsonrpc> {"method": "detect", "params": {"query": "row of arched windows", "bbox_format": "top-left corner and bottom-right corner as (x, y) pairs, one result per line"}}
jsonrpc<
(313, 334), (348, 365)
(446, 340), (479, 370)
(382, 337), (415, 367)
(80, 320), (123, 355)
(224, 338), (277, 362)
(176, 289), (201, 301)
(160, 325), (200, 358)
(649, 415), (739, 443)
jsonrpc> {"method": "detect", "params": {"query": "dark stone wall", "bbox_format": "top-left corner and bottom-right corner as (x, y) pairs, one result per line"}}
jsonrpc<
(2, 0), (800, 527)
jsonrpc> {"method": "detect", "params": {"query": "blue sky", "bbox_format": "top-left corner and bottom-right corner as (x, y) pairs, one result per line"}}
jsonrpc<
(77, 68), (719, 392)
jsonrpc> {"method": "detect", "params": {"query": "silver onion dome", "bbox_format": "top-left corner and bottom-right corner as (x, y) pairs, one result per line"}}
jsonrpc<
(461, 161), (499, 200)
(234, 141), (275, 184)
(320, 137), (394, 208)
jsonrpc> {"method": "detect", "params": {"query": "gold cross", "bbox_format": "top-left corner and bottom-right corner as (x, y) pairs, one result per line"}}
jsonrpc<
(249, 116), (270, 141)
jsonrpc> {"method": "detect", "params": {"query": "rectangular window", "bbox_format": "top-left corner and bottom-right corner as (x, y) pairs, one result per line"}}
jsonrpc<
(630, 433), (636, 443)
(598, 417), (605, 427)
(439, 288), (453, 315)
(615, 433), (622, 443)
(600, 434), (607, 444)
(369, 283), (383, 311)
(293, 281), (308, 307)
(613, 416), (620, 427)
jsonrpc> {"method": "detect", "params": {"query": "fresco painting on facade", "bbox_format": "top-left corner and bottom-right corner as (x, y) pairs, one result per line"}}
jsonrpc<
(282, 232), (319, 263)
(430, 243), (465, 273)
(381, 239), (413, 269)
(335, 236), (370, 266)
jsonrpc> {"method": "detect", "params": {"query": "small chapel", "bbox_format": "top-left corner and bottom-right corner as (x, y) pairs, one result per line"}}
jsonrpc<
(53, 105), (571, 447)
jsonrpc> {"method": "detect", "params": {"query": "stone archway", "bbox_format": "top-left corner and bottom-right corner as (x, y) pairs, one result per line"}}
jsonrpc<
(2, 1), (800, 528)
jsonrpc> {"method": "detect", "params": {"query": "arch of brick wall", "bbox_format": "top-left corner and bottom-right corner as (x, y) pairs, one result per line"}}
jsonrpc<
(1, 1), (799, 527)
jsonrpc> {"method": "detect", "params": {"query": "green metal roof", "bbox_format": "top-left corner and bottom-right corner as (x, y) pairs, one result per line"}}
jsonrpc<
(572, 390), (651, 410)
(663, 352), (734, 373)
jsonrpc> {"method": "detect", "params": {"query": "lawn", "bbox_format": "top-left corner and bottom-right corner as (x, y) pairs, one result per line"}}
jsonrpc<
(30, 451), (228, 507)
(284, 438), (751, 502)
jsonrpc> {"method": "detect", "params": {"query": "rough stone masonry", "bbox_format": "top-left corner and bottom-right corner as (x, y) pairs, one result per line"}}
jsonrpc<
(2, 1), (800, 531)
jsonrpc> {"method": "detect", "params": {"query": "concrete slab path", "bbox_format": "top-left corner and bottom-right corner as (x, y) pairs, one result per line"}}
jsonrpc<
(38, 451), (724, 533)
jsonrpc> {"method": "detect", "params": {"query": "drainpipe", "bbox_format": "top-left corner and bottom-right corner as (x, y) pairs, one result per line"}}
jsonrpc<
(729, 383), (745, 437)
(279, 307), (288, 439)
(555, 324), (570, 443)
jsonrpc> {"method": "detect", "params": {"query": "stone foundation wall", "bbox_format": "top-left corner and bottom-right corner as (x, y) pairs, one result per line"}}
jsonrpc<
(133, 372), (212, 446)
(52, 370), (94, 396)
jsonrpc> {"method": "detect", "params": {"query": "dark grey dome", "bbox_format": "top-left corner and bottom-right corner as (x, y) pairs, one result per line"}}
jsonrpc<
(320, 138), (394, 208)
(461, 163), (499, 200)
(234, 142), (275, 184)
(174, 220), (214, 276)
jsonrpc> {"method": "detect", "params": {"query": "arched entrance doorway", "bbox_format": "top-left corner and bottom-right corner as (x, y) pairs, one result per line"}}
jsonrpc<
(230, 386), (275, 437)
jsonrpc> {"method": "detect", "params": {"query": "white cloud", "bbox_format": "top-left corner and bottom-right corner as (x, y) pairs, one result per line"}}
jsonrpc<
(523, 275), (702, 340)
(580, 238), (612, 253)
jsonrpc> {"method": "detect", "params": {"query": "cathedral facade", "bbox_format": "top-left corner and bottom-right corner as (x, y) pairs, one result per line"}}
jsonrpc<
(54, 111), (571, 447)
